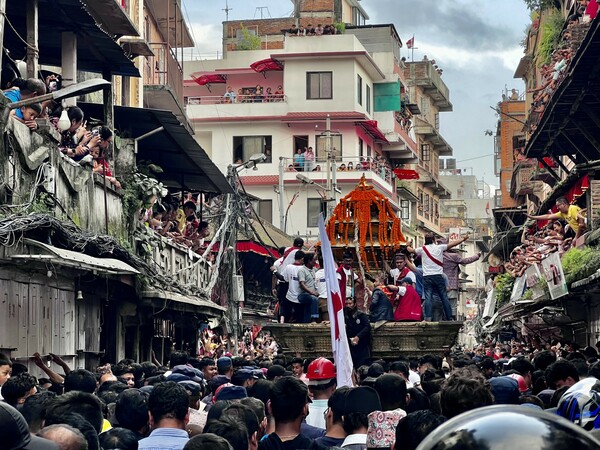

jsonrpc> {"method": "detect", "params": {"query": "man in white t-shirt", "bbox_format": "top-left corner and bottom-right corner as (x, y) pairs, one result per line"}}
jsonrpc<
(388, 253), (416, 285)
(283, 250), (305, 322)
(409, 233), (468, 321)
(314, 256), (328, 321)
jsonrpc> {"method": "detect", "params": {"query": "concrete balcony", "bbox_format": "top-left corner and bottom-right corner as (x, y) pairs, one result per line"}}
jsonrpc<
(186, 95), (289, 121)
(413, 118), (453, 156)
(404, 61), (452, 112)
(510, 159), (541, 198)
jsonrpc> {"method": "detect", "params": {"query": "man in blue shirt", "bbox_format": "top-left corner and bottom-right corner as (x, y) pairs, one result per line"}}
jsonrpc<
(139, 382), (190, 450)
(3, 78), (46, 119)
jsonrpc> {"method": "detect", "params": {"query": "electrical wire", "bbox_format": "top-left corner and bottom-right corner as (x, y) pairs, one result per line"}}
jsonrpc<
(0, 12), (39, 54)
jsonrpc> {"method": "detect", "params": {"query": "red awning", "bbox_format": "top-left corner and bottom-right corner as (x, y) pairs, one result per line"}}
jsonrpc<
(212, 241), (278, 258)
(250, 58), (283, 73)
(359, 120), (389, 143)
(393, 168), (420, 180)
(191, 73), (227, 86)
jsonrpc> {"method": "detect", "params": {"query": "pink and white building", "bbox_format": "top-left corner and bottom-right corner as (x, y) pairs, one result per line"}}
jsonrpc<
(184, 24), (451, 242)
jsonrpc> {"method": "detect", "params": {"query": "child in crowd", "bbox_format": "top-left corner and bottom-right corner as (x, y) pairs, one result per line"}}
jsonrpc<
(10, 102), (42, 130)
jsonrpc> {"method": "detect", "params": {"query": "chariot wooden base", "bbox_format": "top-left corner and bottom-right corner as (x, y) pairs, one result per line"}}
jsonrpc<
(264, 321), (464, 359)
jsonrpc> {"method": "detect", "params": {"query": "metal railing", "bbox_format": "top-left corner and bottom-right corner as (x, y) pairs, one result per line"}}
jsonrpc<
(145, 42), (184, 102)
(186, 94), (287, 106)
(281, 155), (397, 187)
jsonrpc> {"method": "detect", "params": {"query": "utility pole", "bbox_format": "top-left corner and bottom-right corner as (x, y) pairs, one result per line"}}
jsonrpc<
(278, 157), (285, 230)
(325, 114), (337, 218)
(223, 0), (232, 21)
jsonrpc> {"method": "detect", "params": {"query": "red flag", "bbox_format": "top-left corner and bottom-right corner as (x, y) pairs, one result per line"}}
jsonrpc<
(485, 201), (491, 216)
(318, 214), (354, 387)
(406, 37), (414, 49)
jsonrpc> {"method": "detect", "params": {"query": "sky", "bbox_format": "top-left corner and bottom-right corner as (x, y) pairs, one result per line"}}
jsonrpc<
(180, 0), (532, 186)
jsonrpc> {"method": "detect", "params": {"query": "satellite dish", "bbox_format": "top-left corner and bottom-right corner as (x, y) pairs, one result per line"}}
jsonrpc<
(488, 254), (502, 267)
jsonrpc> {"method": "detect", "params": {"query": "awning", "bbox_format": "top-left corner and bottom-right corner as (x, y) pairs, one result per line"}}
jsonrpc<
(191, 73), (228, 86)
(250, 58), (284, 73)
(358, 120), (390, 143)
(79, 103), (232, 193)
(84, 0), (140, 38)
(393, 168), (420, 180)
(11, 239), (139, 275)
(142, 290), (226, 316)
(212, 241), (278, 259)
(282, 112), (367, 122)
(4, 0), (140, 77)
(119, 37), (155, 57)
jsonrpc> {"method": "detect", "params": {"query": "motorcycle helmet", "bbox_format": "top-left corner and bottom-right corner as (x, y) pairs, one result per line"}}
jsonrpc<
(556, 377), (600, 430)
(416, 405), (600, 450)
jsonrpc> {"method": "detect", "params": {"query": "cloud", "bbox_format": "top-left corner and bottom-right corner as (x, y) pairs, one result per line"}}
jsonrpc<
(369, 0), (522, 51)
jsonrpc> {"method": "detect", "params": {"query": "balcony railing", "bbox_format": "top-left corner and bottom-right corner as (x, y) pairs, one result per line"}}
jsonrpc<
(186, 94), (287, 105)
(145, 42), (183, 102)
(405, 61), (452, 112)
(278, 155), (398, 200)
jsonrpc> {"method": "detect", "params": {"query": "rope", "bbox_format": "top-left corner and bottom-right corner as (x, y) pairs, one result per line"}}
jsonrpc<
(1, 12), (40, 55)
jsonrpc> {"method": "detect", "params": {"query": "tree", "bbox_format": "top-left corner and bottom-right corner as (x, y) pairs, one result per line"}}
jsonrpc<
(237, 23), (261, 51)
(522, 0), (561, 11)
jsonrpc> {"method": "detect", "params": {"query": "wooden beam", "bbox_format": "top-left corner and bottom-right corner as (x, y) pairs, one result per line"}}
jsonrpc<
(559, 131), (590, 162)
(537, 157), (561, 181)
(572, 118), (600, 156)
(26, 0), (38, 79)
(553, 155), (570, 174)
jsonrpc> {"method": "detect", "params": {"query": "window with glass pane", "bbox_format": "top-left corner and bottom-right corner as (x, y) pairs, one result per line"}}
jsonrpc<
(357, 74), (363, 106)
(421, 143), (431, 161)
(401, 200), (410, 220)
(233, 136), (272, 163)
(316, 134), (342, 161)
(359, 138), (364, 157)
(258, 200), (272, 223)
(366, 84), (371, 113)
(307, 198), (326, 227)
(307, 72), (333, 99)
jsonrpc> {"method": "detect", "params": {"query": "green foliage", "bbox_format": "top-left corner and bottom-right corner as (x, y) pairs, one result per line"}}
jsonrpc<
(30, 192), (53, 215)
(523, 0), (557, 11)
(121, 171), (167, 231)
(561, 246), (600, 284)
(536, 9), (564, 67)
(237, 23), (262, 51)
(495, 273), (516, 307)
(333, 22), (346, 34)
(522, 288), (534, 300)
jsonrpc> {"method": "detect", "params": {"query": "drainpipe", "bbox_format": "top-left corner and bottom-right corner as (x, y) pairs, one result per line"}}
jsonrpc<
(134, 126), (165, 154)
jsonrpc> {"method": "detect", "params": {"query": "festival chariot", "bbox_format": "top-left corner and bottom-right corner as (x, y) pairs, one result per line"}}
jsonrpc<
(265, 177), (463, 359)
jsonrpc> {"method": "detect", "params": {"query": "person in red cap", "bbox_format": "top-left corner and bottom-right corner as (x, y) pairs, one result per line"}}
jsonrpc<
(305, 358), (337, 429)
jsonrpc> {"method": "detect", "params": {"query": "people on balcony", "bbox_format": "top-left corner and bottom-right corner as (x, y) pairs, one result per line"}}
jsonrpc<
(89, 127), (121, 189)
(274, 85), (284, 101)
(10, 102), (41, 130)
(525, 197), (586, 243)
(3, 77), (47, 112)
(223, 86), (237, 103)
(294, 148), (305, 171)
(304, 146), (315, 172)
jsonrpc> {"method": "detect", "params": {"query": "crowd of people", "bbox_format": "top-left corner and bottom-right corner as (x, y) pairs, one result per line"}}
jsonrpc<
(285, 23), (339, 36)
(3, 333), (600, 449)
(223, 85), (285, 104)
(286, 154), (396, 184)
(527, 0), (597, 127)
(142, 194), (213, 254)
(269, 232), (481, 344)
(3, 76), (122, 189)
(497, 197), (587, 278)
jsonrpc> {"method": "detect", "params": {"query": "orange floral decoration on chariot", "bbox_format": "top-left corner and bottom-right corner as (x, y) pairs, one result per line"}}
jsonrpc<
(326, 176), (406, 271)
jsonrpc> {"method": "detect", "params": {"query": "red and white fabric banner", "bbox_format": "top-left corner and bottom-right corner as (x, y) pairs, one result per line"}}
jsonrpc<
(318, 214), (354, 387)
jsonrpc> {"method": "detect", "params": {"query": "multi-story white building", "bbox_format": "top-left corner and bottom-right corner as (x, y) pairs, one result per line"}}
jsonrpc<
(184, 20), (453, 242)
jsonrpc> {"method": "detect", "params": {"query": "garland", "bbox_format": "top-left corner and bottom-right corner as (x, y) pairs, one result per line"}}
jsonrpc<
(326, 176), (407, 271)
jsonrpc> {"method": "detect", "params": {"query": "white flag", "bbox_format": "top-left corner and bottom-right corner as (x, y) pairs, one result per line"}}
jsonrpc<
(318, 214), (354, 387)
